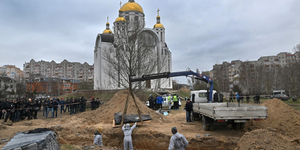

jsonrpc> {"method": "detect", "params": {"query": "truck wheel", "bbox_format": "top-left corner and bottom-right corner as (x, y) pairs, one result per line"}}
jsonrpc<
(240, 123), (245, 129)
(202, 115), (210, 131)
(232, 123), (241, 130)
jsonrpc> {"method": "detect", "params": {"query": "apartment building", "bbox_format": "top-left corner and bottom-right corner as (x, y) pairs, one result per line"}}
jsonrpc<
(23, 59), (94, 82)
(212, 51), (299, 82)
(0, 65), (24, 82)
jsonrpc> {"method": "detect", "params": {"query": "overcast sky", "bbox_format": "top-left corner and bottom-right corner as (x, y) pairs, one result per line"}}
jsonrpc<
(1, 0), (300, 83)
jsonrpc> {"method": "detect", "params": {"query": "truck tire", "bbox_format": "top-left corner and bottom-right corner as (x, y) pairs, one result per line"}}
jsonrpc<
(232, 123), (241, 130)
(202, 115), (210, 131)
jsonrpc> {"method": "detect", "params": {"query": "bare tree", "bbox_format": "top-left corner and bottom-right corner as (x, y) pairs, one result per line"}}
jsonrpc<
(102, 23), (165, 90)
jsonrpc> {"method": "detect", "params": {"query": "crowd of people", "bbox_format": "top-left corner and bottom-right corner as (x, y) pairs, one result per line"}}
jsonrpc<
(148, 94), (181, 110)
(0, 96), (101, 123)
(229, 93), (261, 104)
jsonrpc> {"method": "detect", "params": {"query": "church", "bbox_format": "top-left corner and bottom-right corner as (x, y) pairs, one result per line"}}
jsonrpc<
(94, 0), (172, 90)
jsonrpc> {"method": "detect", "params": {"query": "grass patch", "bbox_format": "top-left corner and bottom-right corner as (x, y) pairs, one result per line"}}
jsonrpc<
(54, 90), (118, 102)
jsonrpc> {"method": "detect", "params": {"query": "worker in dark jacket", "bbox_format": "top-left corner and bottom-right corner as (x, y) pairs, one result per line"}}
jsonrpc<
(148, 94), (154, 109)
(185, 98), (193, 122)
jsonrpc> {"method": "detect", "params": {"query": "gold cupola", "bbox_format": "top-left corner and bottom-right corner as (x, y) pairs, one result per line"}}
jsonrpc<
(103, 17), (113, 34)
(154, 9), (164, 28)
(115, 8), (126, 22)
(121, 0), (144, 13)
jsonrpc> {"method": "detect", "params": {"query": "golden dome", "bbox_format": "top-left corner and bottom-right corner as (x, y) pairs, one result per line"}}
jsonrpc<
(103, 29), (112, 34)
(115, 17), (126, 22)
(154, 23), (164, 28)
(121, 2), (143, 13)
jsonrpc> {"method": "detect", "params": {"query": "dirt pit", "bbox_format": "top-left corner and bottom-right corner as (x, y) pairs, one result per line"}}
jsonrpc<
(1, 93), (300, 149)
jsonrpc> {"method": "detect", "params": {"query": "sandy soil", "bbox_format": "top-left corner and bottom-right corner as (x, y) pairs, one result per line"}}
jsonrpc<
(1, 92), (300, 150)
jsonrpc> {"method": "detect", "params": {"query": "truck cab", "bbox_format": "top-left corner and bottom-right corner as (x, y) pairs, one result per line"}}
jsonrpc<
(190, 90), (217, 103)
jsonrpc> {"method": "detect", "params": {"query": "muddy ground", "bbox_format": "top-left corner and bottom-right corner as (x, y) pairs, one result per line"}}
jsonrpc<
(1, 91), (300, 150)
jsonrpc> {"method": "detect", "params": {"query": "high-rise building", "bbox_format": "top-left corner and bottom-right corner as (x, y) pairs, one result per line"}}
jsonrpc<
(212, 51), (300, 82)
(23, 59), (94, 82)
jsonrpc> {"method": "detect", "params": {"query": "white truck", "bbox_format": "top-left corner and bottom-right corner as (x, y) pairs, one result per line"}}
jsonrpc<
(190, 90), (268, 131)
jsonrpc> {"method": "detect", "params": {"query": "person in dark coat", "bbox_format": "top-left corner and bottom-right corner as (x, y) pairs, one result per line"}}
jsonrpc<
(96, 98), (100, 108)
(46, 99), (53, 118)
(42, 100), (48, 117)
(33, 99), (39, 119)
(75, 98), (79, 113)
(148, 94), (154, 109)
(53, 99), (58, 117)
(4, 99), (14, 122)
(79, 96), (84, 112)
(0, 100), (3, 119)
(91, 96), (96, 110)
(70, 98), (75, 115)
(65, 98), (70, 112)
(255, 94), (260, 104)
(185, 98), (193, 122)
(26, 98), (35, 120)
(60, 98), (65, 114)
(246, 94), (250, 103)
(14, 99), (20, 122)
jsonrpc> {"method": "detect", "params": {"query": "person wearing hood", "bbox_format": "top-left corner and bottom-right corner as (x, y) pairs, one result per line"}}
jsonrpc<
(168, 127), (188, 150)
(94, 126), (103, 146)
(122, 122), (137, 150)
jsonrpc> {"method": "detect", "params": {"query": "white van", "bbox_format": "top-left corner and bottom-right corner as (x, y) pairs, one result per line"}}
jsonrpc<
(190, 90), (217, 103)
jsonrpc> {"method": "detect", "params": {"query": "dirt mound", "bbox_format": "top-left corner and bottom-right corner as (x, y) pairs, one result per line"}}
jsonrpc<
(235, 128), (300, 150)
(76, 90), (166, 124)
(246, 98), (300, 138)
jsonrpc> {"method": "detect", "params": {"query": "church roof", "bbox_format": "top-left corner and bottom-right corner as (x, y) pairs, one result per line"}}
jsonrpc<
(154, 23), (164, 28)
(121, 0), (143, 13)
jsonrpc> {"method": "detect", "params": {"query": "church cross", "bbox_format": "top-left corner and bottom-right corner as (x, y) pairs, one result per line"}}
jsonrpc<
(120, 1), (122, 8)
(107, 16), (109, 23)
(157, 9), (160, 16)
